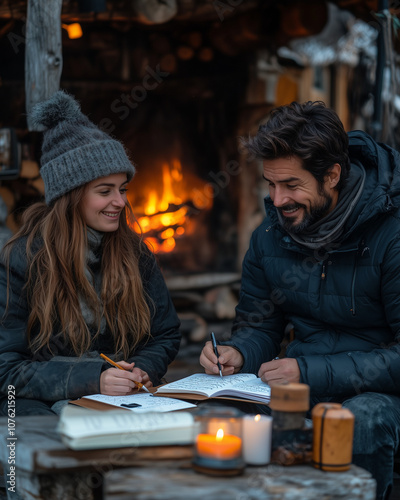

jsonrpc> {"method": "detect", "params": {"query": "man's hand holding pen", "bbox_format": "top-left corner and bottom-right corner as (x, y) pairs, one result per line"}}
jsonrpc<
(100, 359), (153, 396)
(200, 342), (244, 376)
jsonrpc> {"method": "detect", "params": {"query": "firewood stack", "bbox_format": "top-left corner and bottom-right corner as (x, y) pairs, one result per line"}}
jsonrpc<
(0, 159), (43, 234)
(165, 272), (241, 344)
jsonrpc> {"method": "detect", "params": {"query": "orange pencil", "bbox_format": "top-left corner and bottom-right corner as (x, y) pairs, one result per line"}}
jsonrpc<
(100, 353), (150, 393)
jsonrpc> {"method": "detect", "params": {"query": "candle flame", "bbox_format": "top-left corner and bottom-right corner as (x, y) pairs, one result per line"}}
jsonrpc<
(216, 428), (224, 440)
(255, 414), (261, 422)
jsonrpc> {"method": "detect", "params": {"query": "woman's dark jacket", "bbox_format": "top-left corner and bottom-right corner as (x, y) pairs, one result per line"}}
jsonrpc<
(0, 242), (181, 401)
(228, 131), (400, 400)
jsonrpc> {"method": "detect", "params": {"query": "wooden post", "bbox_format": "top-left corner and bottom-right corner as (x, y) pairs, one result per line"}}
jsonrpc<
(25, 0), (63, 131)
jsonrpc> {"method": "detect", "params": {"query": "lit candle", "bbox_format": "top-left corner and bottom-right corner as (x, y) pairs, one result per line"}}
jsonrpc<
(196, 428), (242, 460)
(242, 414), (273, 465)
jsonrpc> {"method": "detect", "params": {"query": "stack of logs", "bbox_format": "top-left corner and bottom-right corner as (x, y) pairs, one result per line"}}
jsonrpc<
(165, 272), (241, 343)
(0, 158), (43, 234)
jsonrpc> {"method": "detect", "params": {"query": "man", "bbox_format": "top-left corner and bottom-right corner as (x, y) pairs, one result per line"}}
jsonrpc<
(200, 101), (400, 500)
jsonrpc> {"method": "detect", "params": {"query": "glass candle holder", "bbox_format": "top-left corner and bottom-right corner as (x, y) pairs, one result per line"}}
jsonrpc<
(192, 406), (245, 476)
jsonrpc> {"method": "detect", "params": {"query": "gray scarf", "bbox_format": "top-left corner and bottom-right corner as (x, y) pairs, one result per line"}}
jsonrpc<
(282, 163), (366, 250)
(80, 228), (107, 334)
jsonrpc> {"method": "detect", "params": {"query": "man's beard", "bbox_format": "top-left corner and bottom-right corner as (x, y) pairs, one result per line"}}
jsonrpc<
(278, 193), (333, 235)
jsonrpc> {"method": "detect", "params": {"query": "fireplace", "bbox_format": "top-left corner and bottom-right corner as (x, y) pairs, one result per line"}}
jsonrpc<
(95, 76), (250, 276)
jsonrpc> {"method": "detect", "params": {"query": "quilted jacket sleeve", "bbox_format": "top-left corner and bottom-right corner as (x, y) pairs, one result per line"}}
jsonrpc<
(296, 234), (400, 399)
(223, 228), (286, 374)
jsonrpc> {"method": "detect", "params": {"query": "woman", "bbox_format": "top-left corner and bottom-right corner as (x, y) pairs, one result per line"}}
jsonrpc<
(0, 91), (181, 415)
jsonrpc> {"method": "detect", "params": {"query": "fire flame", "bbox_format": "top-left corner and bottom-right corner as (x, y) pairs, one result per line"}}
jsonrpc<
(128, 159), (212, 253)
(216, 428), (224, 440)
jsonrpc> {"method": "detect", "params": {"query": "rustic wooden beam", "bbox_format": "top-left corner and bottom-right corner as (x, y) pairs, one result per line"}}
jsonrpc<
(0, 0), (257, 22)
(25, 0), (63, 131)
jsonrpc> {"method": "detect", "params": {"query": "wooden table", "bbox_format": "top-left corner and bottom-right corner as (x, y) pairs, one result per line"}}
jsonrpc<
(0, 416), (376, 500)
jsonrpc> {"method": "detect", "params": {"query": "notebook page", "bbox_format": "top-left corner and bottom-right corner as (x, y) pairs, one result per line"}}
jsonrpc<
(83, 393), (196, 412)
(157, 373), (257, 397)
(213, 377), (271, 403)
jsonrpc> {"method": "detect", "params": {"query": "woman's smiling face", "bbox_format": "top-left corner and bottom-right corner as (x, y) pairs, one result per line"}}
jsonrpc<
(79, 173), (128, 232)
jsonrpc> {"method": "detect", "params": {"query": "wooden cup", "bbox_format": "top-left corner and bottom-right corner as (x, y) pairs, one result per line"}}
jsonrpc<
(312, 403), (355, 471)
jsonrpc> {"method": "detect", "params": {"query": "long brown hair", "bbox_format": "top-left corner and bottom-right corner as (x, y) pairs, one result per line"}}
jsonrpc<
(3, 186), (151, 358)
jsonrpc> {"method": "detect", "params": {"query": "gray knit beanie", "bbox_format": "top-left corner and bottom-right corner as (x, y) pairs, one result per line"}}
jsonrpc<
(30, 90), (135, 205)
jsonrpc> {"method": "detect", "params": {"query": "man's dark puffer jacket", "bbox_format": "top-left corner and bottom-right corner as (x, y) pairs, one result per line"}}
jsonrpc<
(226, 131), (400, 401)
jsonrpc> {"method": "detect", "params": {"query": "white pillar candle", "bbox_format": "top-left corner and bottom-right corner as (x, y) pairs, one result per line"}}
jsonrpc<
(242, 414), (273, 465)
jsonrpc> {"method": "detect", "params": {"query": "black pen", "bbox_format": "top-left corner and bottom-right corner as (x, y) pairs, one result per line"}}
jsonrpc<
(210, 332), (223, 379)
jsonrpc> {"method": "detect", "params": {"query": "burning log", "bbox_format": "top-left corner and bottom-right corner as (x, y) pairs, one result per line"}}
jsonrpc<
(129, 156), (214, 256)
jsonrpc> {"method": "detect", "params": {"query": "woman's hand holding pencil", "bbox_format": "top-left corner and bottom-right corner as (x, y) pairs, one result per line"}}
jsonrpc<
(99, 353), (152, 396)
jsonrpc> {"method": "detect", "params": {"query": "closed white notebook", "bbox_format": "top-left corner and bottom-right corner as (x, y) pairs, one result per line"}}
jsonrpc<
(58, 405), (197, 450)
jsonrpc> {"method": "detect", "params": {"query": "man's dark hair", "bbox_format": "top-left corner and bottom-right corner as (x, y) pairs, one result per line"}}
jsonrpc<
(244, 101), (350, 192)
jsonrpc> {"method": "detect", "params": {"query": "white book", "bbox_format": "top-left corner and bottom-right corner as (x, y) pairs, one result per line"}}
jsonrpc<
(156, 373), (271, 404)
(58, 405), (197, 450)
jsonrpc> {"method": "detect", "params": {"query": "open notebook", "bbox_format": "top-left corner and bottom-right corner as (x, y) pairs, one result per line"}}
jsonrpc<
(69, 392), (196, 412)
(155, 373), (271, 404)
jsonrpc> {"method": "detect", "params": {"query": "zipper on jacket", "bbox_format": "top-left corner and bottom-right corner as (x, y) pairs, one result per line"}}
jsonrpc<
(321, 259), (328, 280)
(350, 260), (357, 316)
(350, 239), (368, 316)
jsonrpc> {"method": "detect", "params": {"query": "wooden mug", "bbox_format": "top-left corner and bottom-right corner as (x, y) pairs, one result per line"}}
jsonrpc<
(312, 403), (355, 471)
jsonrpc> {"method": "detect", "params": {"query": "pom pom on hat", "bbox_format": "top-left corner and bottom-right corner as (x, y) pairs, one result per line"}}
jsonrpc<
(30, 91), (82, 130)
(30, 90), (136, 205)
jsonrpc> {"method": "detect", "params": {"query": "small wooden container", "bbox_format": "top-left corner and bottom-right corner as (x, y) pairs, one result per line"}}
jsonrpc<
(270, 383), (313, 465)
(270, 383), (310, 430)
(312, 403), (355, 471)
